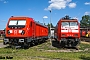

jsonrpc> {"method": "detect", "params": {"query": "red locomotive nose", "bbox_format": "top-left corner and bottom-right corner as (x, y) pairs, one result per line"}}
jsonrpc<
(54, 15), (80, 47)
(3, 16), (48, 47)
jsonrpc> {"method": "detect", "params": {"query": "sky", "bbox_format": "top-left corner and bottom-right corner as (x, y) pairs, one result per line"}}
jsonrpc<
(0, 0), (90, 30)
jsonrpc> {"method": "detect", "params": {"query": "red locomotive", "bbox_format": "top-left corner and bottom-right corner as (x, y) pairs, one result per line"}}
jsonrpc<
(80, 27), (87, 37)
(54, 16), (80, 47)
(3, 16), (48, 47)
(80, 27), (90, 37)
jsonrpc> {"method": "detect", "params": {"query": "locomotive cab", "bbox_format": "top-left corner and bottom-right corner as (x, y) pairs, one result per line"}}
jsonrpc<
(3, 16), (48, 48)
(3, 16), (34, 46)
(54, 16), (80, 47)
(60, 20), (80, 47)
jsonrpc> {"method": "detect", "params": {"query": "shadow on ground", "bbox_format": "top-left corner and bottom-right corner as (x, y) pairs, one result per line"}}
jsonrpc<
(51, 39), (77, 49)
(4, 40), (47, 49)
(80, 55), (90, 60)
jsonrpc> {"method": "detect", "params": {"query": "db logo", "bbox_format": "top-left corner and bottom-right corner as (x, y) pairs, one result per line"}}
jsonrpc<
(14, 30), (17, 34)
(69, 30), (71, 32)
(69, 28), (71, 32)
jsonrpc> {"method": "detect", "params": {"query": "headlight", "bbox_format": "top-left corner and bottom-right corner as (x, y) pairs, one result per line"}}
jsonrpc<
(7, 30), (10, 34)
(7, 30), (12, 34)
(9, 30), (12, 33)
(19, 30), (22, 33)
(19, 30), (25, 35)
(21, 30), (25, 35)
(62, 34), (66, 37)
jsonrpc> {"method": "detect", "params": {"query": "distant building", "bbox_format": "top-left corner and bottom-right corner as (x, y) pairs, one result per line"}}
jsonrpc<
(50, 28), (55, 38)
(0, 30), (5, 37)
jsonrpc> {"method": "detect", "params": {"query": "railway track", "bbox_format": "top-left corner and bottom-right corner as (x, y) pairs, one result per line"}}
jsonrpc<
(80, 37), (90, 42)
(0, 37), (90, 42)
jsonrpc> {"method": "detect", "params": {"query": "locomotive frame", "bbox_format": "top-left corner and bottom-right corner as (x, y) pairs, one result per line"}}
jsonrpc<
(54, 16), (80, 47)
(3, 16), (48, 48)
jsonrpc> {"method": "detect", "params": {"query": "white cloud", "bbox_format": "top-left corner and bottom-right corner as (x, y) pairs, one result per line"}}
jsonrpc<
(68, 3), (76, 8)
(43, 16), (48, 19)
(4, 1), (8, 3)
(85, 2), (90, 5)
(84, 12), (90, 15)
(0, 0), (8, 3)
(45, 0), (76, 10)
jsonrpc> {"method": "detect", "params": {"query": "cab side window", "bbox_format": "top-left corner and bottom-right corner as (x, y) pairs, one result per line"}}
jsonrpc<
(30, 22), (32, 27)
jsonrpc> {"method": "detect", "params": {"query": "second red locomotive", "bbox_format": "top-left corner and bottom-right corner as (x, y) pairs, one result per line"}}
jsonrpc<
(3, 16), (48, 47)
(54, 16), (80, 47)
(80, 27), (90, 37)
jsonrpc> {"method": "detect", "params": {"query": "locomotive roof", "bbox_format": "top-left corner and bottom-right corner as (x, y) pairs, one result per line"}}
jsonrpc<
(59, 15), (78, 22)
(9, 16), (35, 22)
(9, 16), (33, 19)
(9, 16), (48, 28)
(35, 21), (48, 28)
(60, 19), (78, 22)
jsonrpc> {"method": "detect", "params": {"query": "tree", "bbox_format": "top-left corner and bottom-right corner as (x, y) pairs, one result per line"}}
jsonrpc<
(47, 23), (54, 34)
(51, 23), (54, 28)
(80, 15), (90, 27)
(47, 23), (54, 28)
(47, 23), (50, 34)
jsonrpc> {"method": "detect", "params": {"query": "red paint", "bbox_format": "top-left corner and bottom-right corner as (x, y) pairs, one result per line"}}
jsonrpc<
(55, 19), (80, 41)
(5, 16), (48, 38)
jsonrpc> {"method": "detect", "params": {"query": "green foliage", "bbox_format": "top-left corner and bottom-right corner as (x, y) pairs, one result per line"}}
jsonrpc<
(47, 23), (54, 33)
(80, 55), (90, 60)
(47, 23), (54, 28)
(80, 15), (90, 27)
(79, 43), (90, 51)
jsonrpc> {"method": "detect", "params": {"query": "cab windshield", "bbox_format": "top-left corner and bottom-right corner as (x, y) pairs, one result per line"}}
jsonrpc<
(61, 22), (78, 27)
(9, 20), (26, 26)
(8, 20), (26, 28)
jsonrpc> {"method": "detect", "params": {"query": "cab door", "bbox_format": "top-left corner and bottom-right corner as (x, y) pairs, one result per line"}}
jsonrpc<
(32, 22), (35, 39)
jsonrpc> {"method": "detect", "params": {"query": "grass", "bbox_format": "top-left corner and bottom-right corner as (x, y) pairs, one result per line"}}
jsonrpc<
(79, 42), (90, 50)
(0, 40), (90, 60)
(0, 36), (3, 43)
